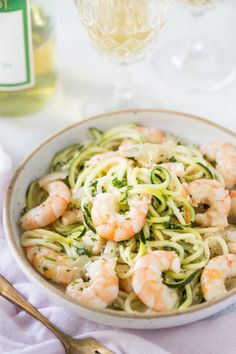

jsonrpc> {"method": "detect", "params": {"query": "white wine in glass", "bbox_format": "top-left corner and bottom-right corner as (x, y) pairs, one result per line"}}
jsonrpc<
(75, 0), (172, 115)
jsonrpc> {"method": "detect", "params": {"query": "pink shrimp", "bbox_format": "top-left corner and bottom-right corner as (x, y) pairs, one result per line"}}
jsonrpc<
(137, 126), (165, 144)
(160, 162), (185, 178)
(223, 226), (236, 254)
(91, 192), (151, 242)
(200, 143), (236, 188)
(132, 250), (180, 312)
(86, 151), (119, 167)
(25, 246), (81, 285)
(119, 139), (137, 150)
(187, 179), (231, 227)
(61, 208), (83, 226)
(66, 258), (119, 309)
(201, 254), (236, 301)
(21, 181), (71, 230)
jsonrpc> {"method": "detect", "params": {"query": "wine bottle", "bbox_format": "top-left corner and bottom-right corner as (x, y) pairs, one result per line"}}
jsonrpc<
(0, 0), (56, 116)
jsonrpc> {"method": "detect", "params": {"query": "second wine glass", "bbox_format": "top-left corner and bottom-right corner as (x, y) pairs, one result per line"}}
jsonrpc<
(154, 0), (236, 92)
(75, 0), (172, 115)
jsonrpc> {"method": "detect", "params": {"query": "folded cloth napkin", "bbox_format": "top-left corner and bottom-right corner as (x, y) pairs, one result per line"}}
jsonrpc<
(0, 148), (236, 354)
(0, 147), (11, 210)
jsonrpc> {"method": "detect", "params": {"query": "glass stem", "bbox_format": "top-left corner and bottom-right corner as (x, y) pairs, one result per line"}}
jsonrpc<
(112, 63), (133, 107)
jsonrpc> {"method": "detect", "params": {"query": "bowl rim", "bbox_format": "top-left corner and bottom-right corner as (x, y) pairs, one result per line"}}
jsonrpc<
(3, 108), (236, 320)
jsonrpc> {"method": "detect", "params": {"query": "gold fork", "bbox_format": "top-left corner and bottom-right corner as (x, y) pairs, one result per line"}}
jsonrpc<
(0, 274), (114, 354)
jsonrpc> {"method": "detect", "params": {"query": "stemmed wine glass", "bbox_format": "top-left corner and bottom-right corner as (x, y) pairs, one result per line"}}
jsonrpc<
(154, 0), (236, 92)
(74, 0), (173, 116)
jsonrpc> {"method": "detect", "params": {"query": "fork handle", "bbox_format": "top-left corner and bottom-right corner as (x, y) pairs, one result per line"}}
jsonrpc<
(0, 274), (69, 351)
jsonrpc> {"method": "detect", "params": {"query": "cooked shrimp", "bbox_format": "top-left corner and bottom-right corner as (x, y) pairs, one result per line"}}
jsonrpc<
(38, 172), (68, 187)
(200, 143), (236, 188)
(21, 181), (71, 230)
(201, 254), (236, 301)
(160, 162), (185, 178)
(229, 190), (236, 223)
(187, 179), (231, 227)
(119, 139), (135, 149)
(66, 257), (119, 309)
(25, 246), (81, 285)
(200, 142), (226, 161)
(86, 151), (119, 167)
(91, 192), (151, 242)
(132, 250), (180, 312)
(61, 208), (83, 225)
(223, 226), (236, 254)
(216, 145), (236, 189)
(137, 126), (165, 144)
(82, 230), (106, 255)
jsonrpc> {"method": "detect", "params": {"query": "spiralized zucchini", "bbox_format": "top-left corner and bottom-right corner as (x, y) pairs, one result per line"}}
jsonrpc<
(21, 123), (233, 314)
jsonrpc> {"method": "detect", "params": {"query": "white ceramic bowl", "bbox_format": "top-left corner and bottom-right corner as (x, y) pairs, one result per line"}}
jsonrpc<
(3, 109), (236, 329)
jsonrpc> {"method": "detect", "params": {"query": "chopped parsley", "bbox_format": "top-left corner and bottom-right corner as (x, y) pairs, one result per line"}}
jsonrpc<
(168, 156), (177, 162)
(77, 247), (91, 257)
(178, 205), (184, 212)
(145, 236), (155, 241)
(83, 203), (91, 217)
(112, 177), (125, 188)
(163, 222), (186, 230)
(139, 229), (146, 244)
(89, 180), (98, 196)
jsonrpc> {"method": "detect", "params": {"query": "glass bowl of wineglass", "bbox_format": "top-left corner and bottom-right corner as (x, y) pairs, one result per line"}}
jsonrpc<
(74, 0), (173, 116)
(153, 0), (236, 92)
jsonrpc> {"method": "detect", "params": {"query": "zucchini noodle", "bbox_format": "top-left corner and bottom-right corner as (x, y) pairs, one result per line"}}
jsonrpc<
(20, 123), (235, 314)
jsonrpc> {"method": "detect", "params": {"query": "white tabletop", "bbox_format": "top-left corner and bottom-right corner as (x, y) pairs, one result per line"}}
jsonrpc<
(0, 0), (235, 168)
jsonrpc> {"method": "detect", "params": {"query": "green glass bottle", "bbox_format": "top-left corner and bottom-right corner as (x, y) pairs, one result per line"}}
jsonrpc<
(0, 0), (56, 116)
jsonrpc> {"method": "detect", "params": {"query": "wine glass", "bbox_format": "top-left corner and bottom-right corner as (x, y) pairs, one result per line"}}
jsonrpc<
(154, 0), (236, 92)
(74, 0), (173, 116)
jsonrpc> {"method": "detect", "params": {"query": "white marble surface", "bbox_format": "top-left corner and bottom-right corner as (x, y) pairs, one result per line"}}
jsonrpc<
(0, 0), (235, 168)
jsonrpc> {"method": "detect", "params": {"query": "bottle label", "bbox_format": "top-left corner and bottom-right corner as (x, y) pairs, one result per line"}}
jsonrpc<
(0, 0), (34, 91)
